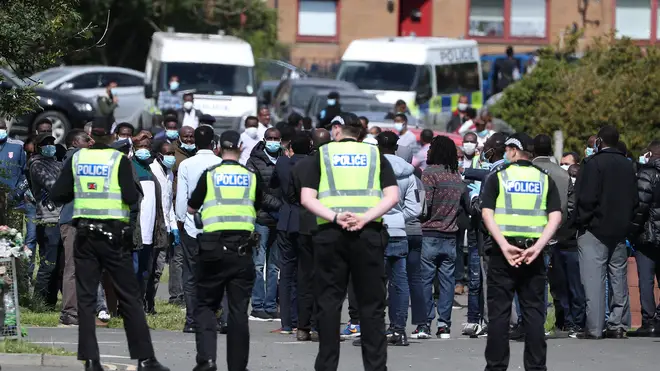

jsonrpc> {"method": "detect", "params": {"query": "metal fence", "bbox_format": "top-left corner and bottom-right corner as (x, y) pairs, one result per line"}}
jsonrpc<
(1, 257), (21, 339)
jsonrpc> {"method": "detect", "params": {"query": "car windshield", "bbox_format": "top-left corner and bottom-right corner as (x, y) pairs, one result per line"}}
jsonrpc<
(337, 61), (418, 91)
(291, 85), (328, 109)
(161, 62), (255, 96)
(342, 101), (390, 114)
(30, 69), (71, 85)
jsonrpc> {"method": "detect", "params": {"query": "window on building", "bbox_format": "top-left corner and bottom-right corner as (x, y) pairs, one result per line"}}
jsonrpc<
(297, 0), (338, 41)
(435, 63), (481, 95)
(615, 0), (652, 40)
(468, 0), (547, 40)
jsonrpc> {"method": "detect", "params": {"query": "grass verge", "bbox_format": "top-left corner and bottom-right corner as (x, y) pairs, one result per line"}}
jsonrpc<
(21, 299), (185, 331)
(0, 339), (75, 356)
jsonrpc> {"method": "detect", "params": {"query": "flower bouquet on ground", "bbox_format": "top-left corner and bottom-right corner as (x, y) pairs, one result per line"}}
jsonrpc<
(0, 225), (30, 334)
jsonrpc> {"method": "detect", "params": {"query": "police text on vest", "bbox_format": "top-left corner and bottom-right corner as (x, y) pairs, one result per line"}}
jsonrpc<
(332, 154), (368, 167)
(77, 164), (110, 177)
(214, 173), (250, 187)
(505, 180), (542, 194)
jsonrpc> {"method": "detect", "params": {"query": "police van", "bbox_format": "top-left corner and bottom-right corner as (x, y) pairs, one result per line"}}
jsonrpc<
(336, 37), (482, 128)
(144, 31), (257, 132)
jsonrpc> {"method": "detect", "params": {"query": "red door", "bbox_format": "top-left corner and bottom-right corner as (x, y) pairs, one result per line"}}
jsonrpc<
(398, 0), (432, 37)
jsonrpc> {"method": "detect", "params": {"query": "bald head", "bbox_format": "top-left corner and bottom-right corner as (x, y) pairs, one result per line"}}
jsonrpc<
(312, 128), (331, 149)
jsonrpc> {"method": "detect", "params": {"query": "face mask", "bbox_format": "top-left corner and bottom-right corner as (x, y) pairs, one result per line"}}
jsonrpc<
(166, 130), (179, 140)
(162, 155), (176, 169)
(327, 99), (336, 106)
(366, 133), (375, 139)
(585, 147), (594, 157)
(135, 148), (151, 161)
(245, 127), (258, 139)
(183, 101), (194, 111)
(41, 145), (56, 157)
(560, 164), (570, 171)
(394, 123), (404, 133)
(503, 151), (511, 165)
(463, 142), (477, 155)
(181, 143), (196, 152)
(477, 129), (489, 137)
(110, 89), (117, 96)
(169, 81), (179, 91)
(639, 155), (648, 164)
(265, 140), (281, 153)
(0, 129), (7, 141)
(457, 103), (468, 111)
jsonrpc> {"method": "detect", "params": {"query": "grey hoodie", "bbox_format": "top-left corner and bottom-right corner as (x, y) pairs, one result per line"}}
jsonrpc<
(383, 154), (421, 237)
(28, 154), (63, 223)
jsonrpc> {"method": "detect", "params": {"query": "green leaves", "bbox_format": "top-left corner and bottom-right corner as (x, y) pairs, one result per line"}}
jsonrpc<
(491, 31), (660, 156)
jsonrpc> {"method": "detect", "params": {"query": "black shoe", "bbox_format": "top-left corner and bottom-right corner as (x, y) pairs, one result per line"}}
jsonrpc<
(568, 326), (583, 339)
(310, 330), (320, 342)
(59, 314), (79, 326)
(138, 357), (169, 371)
(605, 328), (627, 339)
(297, 329), (311, 341)
(576, 331), (603, 340)
(388, 330), (409, 346)
(183, 325), (196, 333)
(436, 326), (451, 339)
(217, 323), (228, 334)
(352, 338), (361, 346)
(266, 311), (280, 320)
(509, 324), (525, 341)
(84, 360), (104, 371)
(249, 310), (272, 321)
(192, 360), (217, 371)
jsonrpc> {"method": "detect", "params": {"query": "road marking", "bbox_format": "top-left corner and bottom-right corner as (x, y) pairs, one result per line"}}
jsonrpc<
(31, 341), (122, 345)
(273, 341), (307, 344)
(101, 354), (131, 359)
(106, 362), (137, 371)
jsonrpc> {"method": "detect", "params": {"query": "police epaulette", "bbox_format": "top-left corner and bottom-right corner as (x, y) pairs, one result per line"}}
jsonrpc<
(530, 164), (549, 174)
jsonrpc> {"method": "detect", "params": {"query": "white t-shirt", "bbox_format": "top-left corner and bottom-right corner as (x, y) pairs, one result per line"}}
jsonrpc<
(257, 123), (270, 140)
(239, 131), (260, 165)
(182, 110), (199, 129)
(397, 130), (417, 148)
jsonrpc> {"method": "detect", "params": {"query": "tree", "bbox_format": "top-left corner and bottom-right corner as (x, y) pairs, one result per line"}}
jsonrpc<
(490, 31), (660, 155)
(0, 0), (92, 118)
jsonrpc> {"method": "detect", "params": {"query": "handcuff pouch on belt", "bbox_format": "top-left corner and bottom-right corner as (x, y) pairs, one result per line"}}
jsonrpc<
(198, 231), (260, 259)
(506, 237), (538, 249)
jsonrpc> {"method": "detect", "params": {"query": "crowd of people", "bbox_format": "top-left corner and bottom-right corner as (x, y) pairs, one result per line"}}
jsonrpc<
(0, 88), (659, 371)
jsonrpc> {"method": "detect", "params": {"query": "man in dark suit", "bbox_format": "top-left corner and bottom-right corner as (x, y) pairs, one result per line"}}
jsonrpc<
(270, 131), (313, 334)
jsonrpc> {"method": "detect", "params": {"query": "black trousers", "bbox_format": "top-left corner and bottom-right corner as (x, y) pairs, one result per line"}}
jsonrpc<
(297, 233), (316, 331)
(181, 230), (199, 327)
(485, 250), (547, 371)
(195, 234), (255, 371)
(75, 227), (154, 360)
(313, 224), (387, 371)
(278, 230), (298, 329)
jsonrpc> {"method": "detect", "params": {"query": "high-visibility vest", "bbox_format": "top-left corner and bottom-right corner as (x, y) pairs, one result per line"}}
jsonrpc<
(72, 148), (130, 223)
(317, 141), (383, 225)
(201, 163), (257, 232)
(493, 164), (549, 238)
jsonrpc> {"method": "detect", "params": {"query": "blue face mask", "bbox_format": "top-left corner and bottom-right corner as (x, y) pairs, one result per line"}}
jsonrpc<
(0, 129), (7, 141)
(166, 130), (179, 140)
(41, 145), (56, 157)
(135, 148), (151, 161)
(503, 151), (511, 165)
(585, 147), (594, 157)
(169, 81), (179, 91)
(265, 141), (281, 153)
(327, 99), (336, 106)
(477, 129), (489, 137)
(162, 155), (176, 169)
(181, 143), (196, 152)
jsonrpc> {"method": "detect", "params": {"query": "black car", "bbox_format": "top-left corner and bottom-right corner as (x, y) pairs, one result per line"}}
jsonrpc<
(0, 68), (96, 143)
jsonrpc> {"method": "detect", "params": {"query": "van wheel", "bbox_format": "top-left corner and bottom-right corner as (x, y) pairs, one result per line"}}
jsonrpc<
(33, 111), (71, 144)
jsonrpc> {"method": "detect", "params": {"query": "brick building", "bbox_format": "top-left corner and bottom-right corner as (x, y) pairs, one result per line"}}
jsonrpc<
(266, 0), (660, 70)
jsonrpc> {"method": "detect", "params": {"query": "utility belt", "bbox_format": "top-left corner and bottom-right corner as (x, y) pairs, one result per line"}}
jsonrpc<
(197, 230), (260, 258)
(505, 237), (538, 249)
(75, 218), (132, 251)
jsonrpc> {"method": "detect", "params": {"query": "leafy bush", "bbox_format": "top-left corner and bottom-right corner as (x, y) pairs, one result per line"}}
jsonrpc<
(490, 31), (660, 155)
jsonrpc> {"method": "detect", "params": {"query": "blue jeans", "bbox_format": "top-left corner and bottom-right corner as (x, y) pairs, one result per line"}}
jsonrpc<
(384, 236), (409, 330)
(277, 230), (298, 329)
(466, 231), (482, 323)
(251, 224), (279, 313)
(422, 235), (456, 328)
(406, 235), (426, 326)
(133, 244), (154, 303)
(455, 230), (466, 284)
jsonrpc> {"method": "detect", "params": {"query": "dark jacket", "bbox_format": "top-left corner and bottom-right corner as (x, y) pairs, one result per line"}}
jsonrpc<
(59, 148), (79, 225)
(246, 141), (283, 226)
(288, 154), (316, 235)
(446, 113), (465, 133)
(318, 104), (341, 130)
(574, 147), (638, 243)
(272, 154), (306, 233)
(97, 95), (117, 124)
(28, 154), (63, 223)
(629, 158), (660, 246)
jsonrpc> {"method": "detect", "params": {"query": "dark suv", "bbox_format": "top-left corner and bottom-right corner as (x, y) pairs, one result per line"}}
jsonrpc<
(0, 68), (96, 143)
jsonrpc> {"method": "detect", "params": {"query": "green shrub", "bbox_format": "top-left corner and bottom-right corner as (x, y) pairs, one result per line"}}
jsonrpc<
(490, 31), (660, 156)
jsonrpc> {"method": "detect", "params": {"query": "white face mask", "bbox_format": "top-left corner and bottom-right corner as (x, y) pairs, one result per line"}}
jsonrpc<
(394, 123), (404, 133)
(457, 103), (468, 111)
(245, 127), (258, 139)
(463, 142), (477, 155)
(560, 164), (570, 171)
(183, 101), (194, 111)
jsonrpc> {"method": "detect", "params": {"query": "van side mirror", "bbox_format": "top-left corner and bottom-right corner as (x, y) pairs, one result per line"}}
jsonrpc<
(144, 84), (153, 99)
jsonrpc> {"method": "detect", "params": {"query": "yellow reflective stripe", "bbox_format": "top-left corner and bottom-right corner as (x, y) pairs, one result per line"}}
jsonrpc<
(202, 198), (253, 209)
(202, 215), (255, 224)
(319, 145), (381, 197)
(76, 192), (123, 200)
(500, 170), (546, 211)
(500, 225), (545, 234)
(75, 209), (130, 218)
(495, 208), (546, 216)
(72, 150), (121, 195)
(317, 189), (382, 199)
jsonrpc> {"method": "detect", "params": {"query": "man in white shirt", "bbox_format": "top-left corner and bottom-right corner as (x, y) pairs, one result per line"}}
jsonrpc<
(256, 106), (271, 140)
(177, 93), (202, 129)
(175, 126), (222, 332)
(239, 116), (260, 165)
(394, 113), (417, 148)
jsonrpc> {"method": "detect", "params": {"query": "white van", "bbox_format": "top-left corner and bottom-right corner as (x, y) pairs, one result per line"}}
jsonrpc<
(144, 32), (257, 131)
(336, 37), (482, 126)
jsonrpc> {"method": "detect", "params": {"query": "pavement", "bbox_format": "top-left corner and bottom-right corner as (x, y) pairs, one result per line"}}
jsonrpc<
(5, 278), (660, 370)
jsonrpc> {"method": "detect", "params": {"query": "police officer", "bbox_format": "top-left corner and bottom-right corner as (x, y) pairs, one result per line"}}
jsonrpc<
(299, 113), (399, 371)
(479, 133), (562, 371)
(186, 130), (262, 371)
(50, 118), (169, 371)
